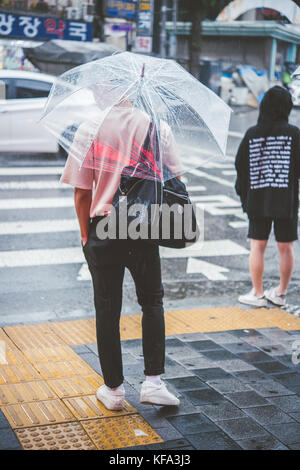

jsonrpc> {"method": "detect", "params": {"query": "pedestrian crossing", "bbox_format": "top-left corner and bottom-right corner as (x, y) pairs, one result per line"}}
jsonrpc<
(0, 163), (250, 285)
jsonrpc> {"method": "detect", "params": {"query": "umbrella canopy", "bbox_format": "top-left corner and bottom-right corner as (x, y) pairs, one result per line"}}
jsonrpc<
(40, 51), (232, 182)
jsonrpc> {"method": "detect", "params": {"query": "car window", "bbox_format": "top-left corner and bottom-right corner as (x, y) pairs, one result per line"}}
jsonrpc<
(14, 79), (52, 99)
(0, 78), (13, 100)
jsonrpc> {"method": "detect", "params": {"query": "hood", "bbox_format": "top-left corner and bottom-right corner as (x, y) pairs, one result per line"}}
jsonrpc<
(258, 86), (293, 124)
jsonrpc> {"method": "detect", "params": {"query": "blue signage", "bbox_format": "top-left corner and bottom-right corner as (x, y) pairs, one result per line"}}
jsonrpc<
(0, 12), (93, 41)
(106, 0), (137, 20)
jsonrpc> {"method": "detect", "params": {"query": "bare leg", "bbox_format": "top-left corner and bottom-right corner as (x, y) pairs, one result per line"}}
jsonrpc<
(249, 239), (268, 297)
(276, 242), (294, 295)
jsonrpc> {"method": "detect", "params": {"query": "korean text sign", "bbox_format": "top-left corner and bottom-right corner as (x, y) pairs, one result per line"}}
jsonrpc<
(0, 12), (93, 41)
(106, 0), (137, 20)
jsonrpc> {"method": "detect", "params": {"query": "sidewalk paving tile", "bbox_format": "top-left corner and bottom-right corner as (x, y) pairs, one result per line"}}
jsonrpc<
(15, 422), (97, 450)
(216, 417), (270, 440)
(81, 415), (163, 450)
(266, 422), (300, 445)
(185, 340), (224, 352)
(146, 438), (195, 450)
(267, 395), (300, 413)
(152, 397), (198, 417)
(236, 436), (288, 450)
(247, 380), (295, 397)
(233, 370), (269, 383)
(165, 376), (208, 392)
(237, 351), (275, 363)
(254, 361), (291, 374)
(290, 412), (300, 423)
(243, 405), (295, 425)
(0, 427), (22, 450)
(185, 431), (242, 450)
(225, 391), (269, 408)
(1, 399), (76, 428)
(0, 381), (58, 405)
(191, 367), (232, 381)
(166, 413), (218, 435)
(222, 342), (260, 354)
(206, 378), (251, 394)
(2, 308), (300, 450)
(183, 388), (227, 406)
(196, 402), (246, 421)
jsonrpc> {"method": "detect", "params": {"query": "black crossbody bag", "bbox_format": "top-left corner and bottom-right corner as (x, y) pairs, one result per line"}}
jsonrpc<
(111, 123), (200, 248)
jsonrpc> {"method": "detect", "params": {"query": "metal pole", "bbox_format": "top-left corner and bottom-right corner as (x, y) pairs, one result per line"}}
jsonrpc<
(172, 0), (177, 59)
(160, 0), (167, 58)
(269, 38), (277, 82)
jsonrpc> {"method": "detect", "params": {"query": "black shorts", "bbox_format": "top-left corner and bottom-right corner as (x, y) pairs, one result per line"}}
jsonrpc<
(248, 216), (298, 242)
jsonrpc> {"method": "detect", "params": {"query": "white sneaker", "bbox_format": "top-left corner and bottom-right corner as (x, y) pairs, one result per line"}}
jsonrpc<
(140, 380), (180, 406)
(96, 385), (125, 411)
(265, 288), (286, 306)
(238, 288), (267, 307)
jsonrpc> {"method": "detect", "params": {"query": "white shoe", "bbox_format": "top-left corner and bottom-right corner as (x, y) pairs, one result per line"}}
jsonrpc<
(238, 288), (267, 307)
(140, 380), (180, 406)
(265, 288), (286, 306)
(96, 384), (125, 411)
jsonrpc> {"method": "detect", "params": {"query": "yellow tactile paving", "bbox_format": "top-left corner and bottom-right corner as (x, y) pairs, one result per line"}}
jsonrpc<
(81, 415), (163, 450)
(0, 329), (27, 365)
(4, 324), (65, 350)
(1, 399), (76, 429)
(22, 346), (80, 364)
(48, 319), (96, 346)
(63, 395), (136, 421)
(0, 364), (41, 384)
(46, 375), (104, 399)
(120, 315), (142, 340)
(0, 381), (57, 405)
(15, 422), (97, 450)
(33, 360), (97, 380)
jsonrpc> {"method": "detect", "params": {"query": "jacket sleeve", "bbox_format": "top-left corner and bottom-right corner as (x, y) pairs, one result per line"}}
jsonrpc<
(235, 132), (249, 211)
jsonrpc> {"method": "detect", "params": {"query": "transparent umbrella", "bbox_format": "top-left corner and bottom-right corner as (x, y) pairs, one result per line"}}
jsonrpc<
(40, 51), (232, 182)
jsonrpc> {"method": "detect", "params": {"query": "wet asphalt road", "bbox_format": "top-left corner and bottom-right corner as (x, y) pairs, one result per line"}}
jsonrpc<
(0, 106), (299, 325)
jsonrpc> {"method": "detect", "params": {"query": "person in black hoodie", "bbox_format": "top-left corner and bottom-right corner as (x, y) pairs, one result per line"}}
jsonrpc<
(235, 86), (300, 307)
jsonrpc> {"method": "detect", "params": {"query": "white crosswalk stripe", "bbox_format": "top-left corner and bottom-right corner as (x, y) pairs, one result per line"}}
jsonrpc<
(0, 219), (78, 235)
(0, 167), (63, 176)
(0, 197), (73, 210)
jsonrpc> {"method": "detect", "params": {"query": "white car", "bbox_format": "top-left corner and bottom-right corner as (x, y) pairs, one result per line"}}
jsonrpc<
(0, 70), (61, 154)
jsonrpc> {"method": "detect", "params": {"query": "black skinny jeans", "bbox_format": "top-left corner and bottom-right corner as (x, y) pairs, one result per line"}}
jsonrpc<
(82, 217), (165, 388)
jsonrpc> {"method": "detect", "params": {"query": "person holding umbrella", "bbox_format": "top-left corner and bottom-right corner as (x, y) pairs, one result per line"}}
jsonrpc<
(236, 86), (300, 307)
(40, 52), (231, 411)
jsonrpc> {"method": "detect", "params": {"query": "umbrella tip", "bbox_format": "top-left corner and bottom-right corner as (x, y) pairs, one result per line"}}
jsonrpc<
(141, 63), (145, 78)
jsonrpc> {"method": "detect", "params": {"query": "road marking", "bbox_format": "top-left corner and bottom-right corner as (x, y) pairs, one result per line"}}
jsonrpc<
(159, 239), (249, 259)
(0, 167), (64, 176)
(189, 169), (233, 188)
(0, 219), (78, 235)
(186, 258), (229, 280)
(229, 221), (248, 229)
(228, 131), (244, 138)
(0, 198), (74, 210)
(0, 247), (84, 268)
(222, 170), (236, 176)
(0, 239), (249, 269)
(186, 185), (206, 192)
(0, 181), (70, 190)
